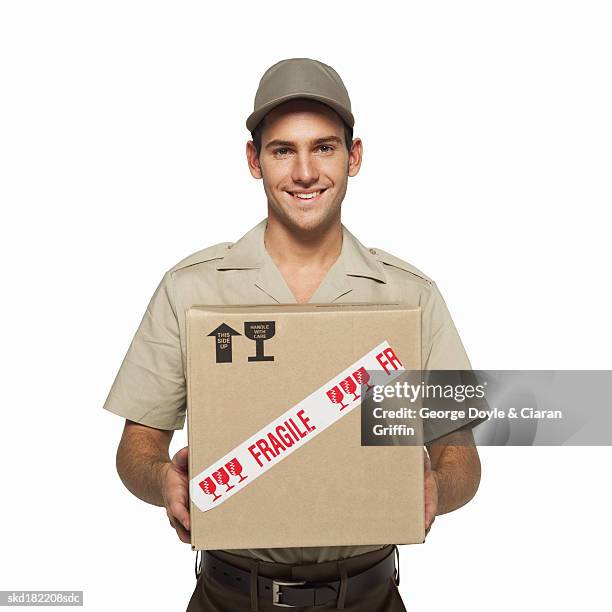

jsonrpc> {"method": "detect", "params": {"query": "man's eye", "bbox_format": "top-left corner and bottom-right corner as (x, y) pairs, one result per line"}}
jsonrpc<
(274, 148), (290, 156)
(317, 145), (334, 153)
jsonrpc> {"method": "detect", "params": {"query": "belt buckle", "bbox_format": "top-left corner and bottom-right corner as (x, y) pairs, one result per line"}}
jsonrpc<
(272, 579), (307, 607)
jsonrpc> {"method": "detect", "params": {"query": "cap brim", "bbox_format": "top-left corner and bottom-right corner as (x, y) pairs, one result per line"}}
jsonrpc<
(246, 92), (354, 132)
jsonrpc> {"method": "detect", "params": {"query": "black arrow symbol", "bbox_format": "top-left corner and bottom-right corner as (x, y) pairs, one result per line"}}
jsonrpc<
(208, 323), (241, 363)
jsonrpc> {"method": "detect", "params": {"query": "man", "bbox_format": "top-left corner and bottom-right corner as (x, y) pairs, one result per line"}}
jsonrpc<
(103, 58), (482, 611)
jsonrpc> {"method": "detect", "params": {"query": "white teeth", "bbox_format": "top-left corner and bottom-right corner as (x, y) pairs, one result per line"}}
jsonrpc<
(293, 191), (320, 200)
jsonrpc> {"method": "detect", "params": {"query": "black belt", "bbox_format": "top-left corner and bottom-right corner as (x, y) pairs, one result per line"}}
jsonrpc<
(202, 546), (399, 608)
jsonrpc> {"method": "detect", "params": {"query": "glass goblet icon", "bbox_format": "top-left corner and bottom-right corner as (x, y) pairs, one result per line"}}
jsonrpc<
(326, 385), (349, 410)
(244, 321), (275, 362)
(212, 467), (235, 492)
(225, 458), (248, 483)
(353, 367), (374, 392)
(199, 476), (221, 502)
(339, 375), (361, 402)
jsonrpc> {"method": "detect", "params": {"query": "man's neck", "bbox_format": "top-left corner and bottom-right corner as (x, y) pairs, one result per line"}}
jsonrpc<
(263, 212), (343, 304)
(263, 214), (343, 272)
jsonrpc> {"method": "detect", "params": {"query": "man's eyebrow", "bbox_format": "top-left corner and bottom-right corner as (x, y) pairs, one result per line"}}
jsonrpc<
(264, 135), (344, 150)
(312, 135), (343, 145)
(265, 139), (294, 150)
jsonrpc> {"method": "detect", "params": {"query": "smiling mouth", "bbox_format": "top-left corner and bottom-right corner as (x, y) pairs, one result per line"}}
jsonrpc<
(286, 189), (327, 202)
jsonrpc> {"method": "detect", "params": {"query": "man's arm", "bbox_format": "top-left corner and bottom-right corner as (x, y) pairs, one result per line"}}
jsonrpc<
(116, 419), (191, 543)
(424, 426), (481, 530)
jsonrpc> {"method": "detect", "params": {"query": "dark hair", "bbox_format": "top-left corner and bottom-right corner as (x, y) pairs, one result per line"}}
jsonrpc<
(251, 114), (354, 157)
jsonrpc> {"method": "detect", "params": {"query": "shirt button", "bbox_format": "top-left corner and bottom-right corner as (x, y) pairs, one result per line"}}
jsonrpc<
(369, 248), (377, 255)
(227, 243), (233, 249)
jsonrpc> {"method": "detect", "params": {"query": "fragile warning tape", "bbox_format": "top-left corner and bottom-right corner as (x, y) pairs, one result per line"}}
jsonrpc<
(189, 341), (406, 512)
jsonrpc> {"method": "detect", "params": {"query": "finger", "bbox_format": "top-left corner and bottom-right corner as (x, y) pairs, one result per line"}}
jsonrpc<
(167, 505), (188, 528)
(168, 515), (191, 543)
(172, 447), (189, 473)
(173, 519), (191, 544)
(425, 512), (433, 529)
(423, 449), (432, 472)
(425, 514), (435, 533)
(169, 500), (191, 531)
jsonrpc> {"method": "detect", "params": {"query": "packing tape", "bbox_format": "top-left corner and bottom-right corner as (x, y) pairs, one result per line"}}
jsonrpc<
(190, 340), (405, 512)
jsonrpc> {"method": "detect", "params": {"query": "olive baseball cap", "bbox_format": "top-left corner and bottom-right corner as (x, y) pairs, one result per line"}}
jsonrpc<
(246, 58), (354, 132)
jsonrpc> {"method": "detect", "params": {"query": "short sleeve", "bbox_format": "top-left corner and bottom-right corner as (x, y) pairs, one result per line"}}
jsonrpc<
(103, 271), (186, 430)
(422, 280), (472, 370)
(421, 281), (488, 441)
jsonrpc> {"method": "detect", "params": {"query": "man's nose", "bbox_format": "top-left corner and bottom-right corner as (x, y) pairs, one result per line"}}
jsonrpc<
(291, 152), (319, 185)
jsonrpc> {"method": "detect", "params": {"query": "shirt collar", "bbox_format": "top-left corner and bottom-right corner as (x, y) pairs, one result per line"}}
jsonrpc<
(215, 218), (267, 271)
(216, 217), (387, 303)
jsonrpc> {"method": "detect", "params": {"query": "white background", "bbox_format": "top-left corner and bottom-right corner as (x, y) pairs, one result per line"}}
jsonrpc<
(1, 1), (611, 610)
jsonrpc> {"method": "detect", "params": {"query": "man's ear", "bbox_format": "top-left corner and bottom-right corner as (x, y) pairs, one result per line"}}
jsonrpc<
(246, 140), (263, 179)
(348, 137), (363, 177)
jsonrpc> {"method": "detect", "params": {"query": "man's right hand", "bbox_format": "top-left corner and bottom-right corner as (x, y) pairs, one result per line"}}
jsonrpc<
(159, 446), (191, 544)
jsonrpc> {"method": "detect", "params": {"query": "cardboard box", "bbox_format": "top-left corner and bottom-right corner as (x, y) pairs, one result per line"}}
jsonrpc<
(186, 303), (424, 550)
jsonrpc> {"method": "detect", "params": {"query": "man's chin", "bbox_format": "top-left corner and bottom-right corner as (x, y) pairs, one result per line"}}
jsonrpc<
(283, 208), (338, 234)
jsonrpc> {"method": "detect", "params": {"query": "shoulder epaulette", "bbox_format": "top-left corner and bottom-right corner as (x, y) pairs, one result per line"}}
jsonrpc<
(370, 247), (434, 284)
(169, 242), (233, 273)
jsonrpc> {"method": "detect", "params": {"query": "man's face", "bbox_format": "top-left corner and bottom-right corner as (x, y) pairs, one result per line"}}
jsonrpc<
(246, 99), (362, 234)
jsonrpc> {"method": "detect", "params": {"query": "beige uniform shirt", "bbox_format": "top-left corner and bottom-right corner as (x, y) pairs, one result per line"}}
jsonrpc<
(103, 217), (472, 564)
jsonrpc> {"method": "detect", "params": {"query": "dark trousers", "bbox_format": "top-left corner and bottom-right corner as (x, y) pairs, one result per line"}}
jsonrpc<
(186, 545), (407, 612)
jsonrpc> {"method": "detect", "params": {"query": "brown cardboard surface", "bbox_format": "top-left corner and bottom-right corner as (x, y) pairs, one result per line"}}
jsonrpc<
(187, 303), (424, 550)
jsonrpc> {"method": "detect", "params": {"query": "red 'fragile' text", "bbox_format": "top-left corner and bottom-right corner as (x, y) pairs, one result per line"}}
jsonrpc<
(247, 409), (315, 467)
